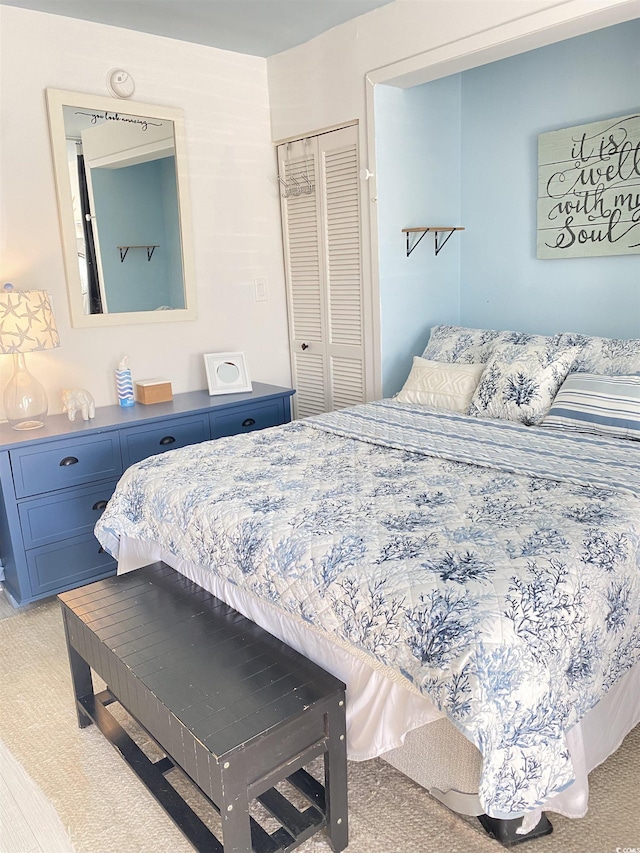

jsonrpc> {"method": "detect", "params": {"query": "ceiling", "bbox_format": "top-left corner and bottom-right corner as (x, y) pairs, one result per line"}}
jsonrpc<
(0, 0), (395, 56)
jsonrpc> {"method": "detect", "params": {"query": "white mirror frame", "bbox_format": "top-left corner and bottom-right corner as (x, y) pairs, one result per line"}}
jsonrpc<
(46, 88), (197, 328)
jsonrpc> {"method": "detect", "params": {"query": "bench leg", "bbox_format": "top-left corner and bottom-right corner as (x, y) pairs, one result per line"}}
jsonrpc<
(220, 754), (253, 853)
(324, 693), (349, 852)
(62, 615), (93, 729)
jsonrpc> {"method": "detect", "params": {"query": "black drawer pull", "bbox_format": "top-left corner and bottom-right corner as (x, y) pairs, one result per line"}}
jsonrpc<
(159, 435), (176, 446)
(60, 456), (79, 467)
(242, 418), (256, 428)
(92, 500), (109, 511)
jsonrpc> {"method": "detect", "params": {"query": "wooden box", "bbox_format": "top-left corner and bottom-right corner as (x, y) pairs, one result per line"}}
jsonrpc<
(135, 380), (173, 405)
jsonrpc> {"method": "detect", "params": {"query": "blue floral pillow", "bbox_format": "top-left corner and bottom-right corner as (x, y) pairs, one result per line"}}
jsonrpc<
(468, 343), (577, 425)
(422, 325), (503, 364)
(558, 333), (640, 375)
(423, 324), (562, 365)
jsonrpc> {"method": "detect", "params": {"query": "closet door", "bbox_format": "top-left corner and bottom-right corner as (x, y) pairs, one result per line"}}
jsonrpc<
(278, 125), (365, 419)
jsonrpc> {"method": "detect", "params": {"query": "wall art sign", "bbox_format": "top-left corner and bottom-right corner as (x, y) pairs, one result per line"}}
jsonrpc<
(537, 113), (640, 259)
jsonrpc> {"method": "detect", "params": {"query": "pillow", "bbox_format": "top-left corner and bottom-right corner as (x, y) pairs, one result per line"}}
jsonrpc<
(422, 325), (503, 364)
(396, 357), (484, 412)
(542, 373), (640, 440)
(467, 343), (576, 425)
(422, 324), (563, 365)
(558, 333), (640, 376)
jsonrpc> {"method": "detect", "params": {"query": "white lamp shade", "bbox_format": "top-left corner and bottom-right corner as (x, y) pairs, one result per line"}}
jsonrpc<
(0, 290), (60, 353)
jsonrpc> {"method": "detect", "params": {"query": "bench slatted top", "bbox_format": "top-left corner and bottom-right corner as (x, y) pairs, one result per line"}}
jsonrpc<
(59, 562), (345, 758)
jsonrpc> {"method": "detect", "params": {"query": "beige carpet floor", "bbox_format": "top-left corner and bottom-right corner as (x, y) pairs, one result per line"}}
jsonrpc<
(0, 595), (638, 853)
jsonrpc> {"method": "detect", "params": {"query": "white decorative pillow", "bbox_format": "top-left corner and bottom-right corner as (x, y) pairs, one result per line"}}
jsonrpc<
(542, 373), (640, 440)
(468, 343), (576, 425)
(396, 357), (484, 412)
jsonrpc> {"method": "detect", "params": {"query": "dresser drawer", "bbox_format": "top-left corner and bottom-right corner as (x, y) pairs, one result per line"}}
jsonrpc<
(26, 533), (116, 598)
(10, 434), (122, 499)
(210, 399), (285, 439)
(120, 414), (210, 468)
(18, 480), (119, 550)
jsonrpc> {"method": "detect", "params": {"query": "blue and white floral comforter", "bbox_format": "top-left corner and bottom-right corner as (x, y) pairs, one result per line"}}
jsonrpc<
(95, 400), (640, 819)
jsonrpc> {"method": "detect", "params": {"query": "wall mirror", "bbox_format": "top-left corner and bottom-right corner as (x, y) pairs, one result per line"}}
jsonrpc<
(46, 88), (197, 327)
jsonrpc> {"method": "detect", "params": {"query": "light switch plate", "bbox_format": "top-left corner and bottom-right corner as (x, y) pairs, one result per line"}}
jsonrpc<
(254, 278), (268, 302)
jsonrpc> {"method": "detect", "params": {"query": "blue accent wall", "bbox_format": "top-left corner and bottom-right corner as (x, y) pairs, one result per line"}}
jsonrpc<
(460, 20), (640, 339)
(92, 156), (184, 313)
(375, 20), (640, 395)
(375, 75), (462, 396)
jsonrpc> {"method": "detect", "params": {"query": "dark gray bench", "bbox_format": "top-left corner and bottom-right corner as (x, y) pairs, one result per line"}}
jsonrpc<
(59, 561), (348, 852)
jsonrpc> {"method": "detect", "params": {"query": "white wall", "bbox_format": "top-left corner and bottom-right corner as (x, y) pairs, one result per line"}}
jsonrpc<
(270, 1), (551, 137)
(0, 6), (291, 416)
(267, 0), (638, 142)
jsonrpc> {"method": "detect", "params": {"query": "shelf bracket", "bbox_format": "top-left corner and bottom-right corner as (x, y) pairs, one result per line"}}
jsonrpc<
(434, 229), (456, 256)
(405, 230), (429, 257)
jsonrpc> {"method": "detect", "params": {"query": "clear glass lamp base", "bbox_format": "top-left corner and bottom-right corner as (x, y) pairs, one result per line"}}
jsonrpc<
(3, 353), (48, 430)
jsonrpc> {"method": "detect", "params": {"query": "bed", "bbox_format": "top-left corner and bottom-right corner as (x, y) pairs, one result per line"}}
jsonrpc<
(95, 325), (640, 840)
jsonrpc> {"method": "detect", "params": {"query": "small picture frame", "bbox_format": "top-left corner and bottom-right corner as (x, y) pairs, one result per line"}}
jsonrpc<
(204, 351), (252, 396)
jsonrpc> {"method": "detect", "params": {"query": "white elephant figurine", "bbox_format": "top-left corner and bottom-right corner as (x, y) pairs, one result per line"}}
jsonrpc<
(62, 388), (95, 422)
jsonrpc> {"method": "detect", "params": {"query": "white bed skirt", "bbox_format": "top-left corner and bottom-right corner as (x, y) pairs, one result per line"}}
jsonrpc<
(114, 535), (640, 824)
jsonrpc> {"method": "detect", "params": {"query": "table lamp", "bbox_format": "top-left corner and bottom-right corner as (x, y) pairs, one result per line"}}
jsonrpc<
(0, 284), (60, 430)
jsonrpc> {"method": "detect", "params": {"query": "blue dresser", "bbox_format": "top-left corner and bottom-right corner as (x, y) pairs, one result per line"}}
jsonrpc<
(0, 383), (294, 606)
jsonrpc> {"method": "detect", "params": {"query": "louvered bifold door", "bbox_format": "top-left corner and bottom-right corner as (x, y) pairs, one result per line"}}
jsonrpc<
(318, 126), (365, 411)
(278, 125), (364, 419)
(279, 138), (328, 418)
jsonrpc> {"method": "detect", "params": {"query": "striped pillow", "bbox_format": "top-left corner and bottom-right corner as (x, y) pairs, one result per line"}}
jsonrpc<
(542, 373), (640, 440)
